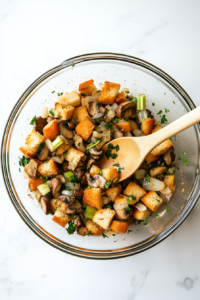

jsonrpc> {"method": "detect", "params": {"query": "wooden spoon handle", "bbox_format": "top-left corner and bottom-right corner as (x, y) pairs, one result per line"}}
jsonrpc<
(147, 106), (200, 150)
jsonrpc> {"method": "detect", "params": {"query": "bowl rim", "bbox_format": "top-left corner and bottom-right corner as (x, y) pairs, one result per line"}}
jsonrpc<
(1, 52), (200, 259)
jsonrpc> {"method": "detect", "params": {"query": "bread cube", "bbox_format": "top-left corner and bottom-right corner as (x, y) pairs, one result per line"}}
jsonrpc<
(133, 208), (150, 220)
(152, 125), (162, 133)
(116, 120), (131, 133)
(146, 153), (159, 164)
(98, 81), (120, 105)
(164, 175), (175, 187)
(124, 182), (147, 202)
(83, 188), (102, 209)
(92, 208), (115, 229)
(90, 165), (100, 178)
(65, 147), (84, 171)
(28, 177), (46, 191)
(19, 145), (37, 158)
(85, 220), (104, 236)
(115, 194), (136, 206)
(115, 91), (127, 104)
(102, 168), (119, 182)
(58, 91), (81, 107)
(151, 125), (173, 156)
(78, 79), (96, 96)
(141, 190), (163, 212)
(110, 220), (129, 233)
(25, 129), (45, 152)
(37, 159), (59, 177)
(43, 119), (60, 141)
(106, 186), (122, 201)
(50, 199), (57, 213)
(169, 185), (176, 194)
(76, 118), (95, 141)
(52, 210), (71, 228)
(55, 102), (74, 120)
(56, 143), (70, 155)
(141, 118), (155, 135)
(73, 106), (89, 122)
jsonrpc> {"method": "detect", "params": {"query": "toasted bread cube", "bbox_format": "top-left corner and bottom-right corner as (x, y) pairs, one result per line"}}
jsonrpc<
(55, 103), (74, 120)
(79, 79), (96, 96)
(133, 208), (150, 220)
(83, 188), (102, 209)
(28, 177), (46, 191)
(90, 165), (100, 178)
(58, 91), (81, 107)
(146, 153), (159, 164)
(115, 91), (127, 104)
(76, 118), (95, 141)
(110, 220), (129, 233)
(141, 191), (163, 212)
(37, 159), (59, 177)
(115, 194), (136, 206)
(102, 168), (119, 182)
(117, 120), (131, 133)
(56, 143), (70, 155)
(65, 147), (84, 171)
(141, 118), (155, 135)
(50, 199), (57, 213)
(164, 175), (175, 187)
(25, 129), (45, 152)
(52, 210), (71, 228)
(150, 166), (168, 177)
(73, 106), (90, 122)
(86, 220), (104, 235)
(98, 81), (120, 105)
(43, 119), (59, 141)
(169, 184), (176, 194)
(93, 208), (115, 229)
(152, 125), (162, 133)
(124, 182), (147, 202)
(151, 139), (173, 156)
(106, 186), (122, 201)
(19, 145), (37, 158)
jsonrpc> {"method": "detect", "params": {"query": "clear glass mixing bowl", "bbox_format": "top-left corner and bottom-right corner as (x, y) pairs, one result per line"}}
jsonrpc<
(1, 53), (200, 259)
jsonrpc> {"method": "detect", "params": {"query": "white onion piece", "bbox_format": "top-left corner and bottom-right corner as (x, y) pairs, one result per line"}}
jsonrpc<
(103, 130), (111, 142)
(91, 137), (97, 143)
(135, 203), (147, 211)
(133, 129), (143, 137)
(60, 135), (69, 145)
(23, 170), (31, 179)
(42, 107), (48, 118)
(51, 156), (62, 163)
(168, 167), (175, 174)
(93, 131), (104, 138)
(65, 182), (80, 191)
(143, 177), (165, 191)
(134, 169), (147, 179)
(114, 203), (129, 210)
(62, 190), (74, 197)
(160, 186), (171, 195)
(137, 110), (148, 123)
(92, 113), (103, 119)
(110, 103), (118, 111)
(47, 180), (52, 188)
(45, 139), (53, 152)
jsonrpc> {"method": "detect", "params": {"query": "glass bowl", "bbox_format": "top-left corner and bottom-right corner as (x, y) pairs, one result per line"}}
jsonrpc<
(1, 53), (200, 259)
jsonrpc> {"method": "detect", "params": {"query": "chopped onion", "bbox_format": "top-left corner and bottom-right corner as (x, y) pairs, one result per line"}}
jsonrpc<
(110, 103), (118, 111)
(137, 110), (148, 123)
(91, 137), (97, 144)
(23, 170), (31, 179)
(42, 107), (48, 118)
(168, 167), (175, 174)
(92, 113), (103, 119)
(45, 139), (53, 152)
(143, 177), (165, 191)
(135, 203), (147, 211)
(134, 169), (147, 179)
(51, 156), (62, 163)
(60, 135), (70, 145)
(133, 129), (143, 137)
(65, 181), (80, 191)
(62, 190), (74, 197)
(93, 131), (104, 139)
(114, 203), (129, 210)
(160, 186), (171, 195)
(46, 180), (52, 188)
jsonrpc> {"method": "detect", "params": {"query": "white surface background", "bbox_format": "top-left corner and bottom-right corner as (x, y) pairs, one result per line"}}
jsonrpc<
(0, 0), (200, 299)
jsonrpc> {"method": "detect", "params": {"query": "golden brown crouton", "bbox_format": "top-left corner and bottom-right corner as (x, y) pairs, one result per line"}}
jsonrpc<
(90, 165), (100, 178)
(141, 118), (155, 135)
(164, 175), (175, 187)
(55, 102), (75, 120)
(65, 147), (84, 171)
(72, 106), (90, 122)
(102, 168), (119, 182)
(115, 194), (136, 206)
(79, 79), (96, 96)
(85, 220), (104, 236)
(115, 91), (127, 104)
(151, 139), (173, 156)
(116, 120), (131, 133)
(56, 143), (70, 155)
(152, 125), (162, 133)
(25, 129), (45, 152)
(133, 208), (150, 220)
(146, 153), (159, 164)
(76, 118), (95, 141)
(150, 166), (168, 177)
(169, 185), (176, 194)
(98, 81), (120, 105)
(43, 119), (59, 141)
(28, 177), (46, 191)
(124, 182), (147, 202)
(19, 145), (37, 158)
(58, 91), (81, 107)
(50, 199), (57, 213)
(52, 210), (71, 228)
(141, 191), (163, 212)
(110, 220), (129, 233)
(37, 159), (59, 177)
(92, 208), (115, 229)
(83, 188), (102, 209)
(106, 186), (122, 201)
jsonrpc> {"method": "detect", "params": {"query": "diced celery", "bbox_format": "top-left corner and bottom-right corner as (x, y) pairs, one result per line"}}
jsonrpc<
(52, 136), (64, 151)
(64, 171), (74, 181)
(137, 94), (146, 110)
(84, 206), (97, 219)
(38, 183), (50, 195)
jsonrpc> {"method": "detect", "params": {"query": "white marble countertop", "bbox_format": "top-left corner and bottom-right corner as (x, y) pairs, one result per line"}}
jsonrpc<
(1, 0), (200, 299)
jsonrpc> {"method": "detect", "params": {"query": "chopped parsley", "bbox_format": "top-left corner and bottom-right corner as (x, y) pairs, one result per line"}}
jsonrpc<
(166, 208), (170, 212)
(161, 162), (165, 166)
(40, 176), (44, 180)
(173, 101), (175, 104)
(87, 186), (91, 189)
(178, 155), (183, 160)
(183, 151), (187, 156)
(125, 207), (131, 213)
(145, 173), (151, 182)
(105, 122), (112, 130)
(45, 160), (48, 163)
(100, 170), (102, 175)
(105, 144), (119, 160)
(18, 156), (30, 167)
(113, 178), (118, 183)
(57, 92), (63, 96)
(105, 181), (111, 189)
(97, 90), (101, 93)
(127, 198), (131, 203)
(66, 221), (76, 235)
(155, 213), (160, 218)
(30, 115), (36, 125)
(87, 231), (93, 236)
(152, 103), (155, 106)
(96, 117), (104, 123)
(19, 168), (21, 172)
(112, 234), (116, 236)
(80, 93), (86, 96)
(183, 159), (188, 164)
(144, 220), (148, 225)
(131, 195), (136, 200)
(78, 142), (81, 146)
(46, 176), (48, 181)
(49, 110), (54, 116)
(65, 185), (72, 191)
(127, 230), (133, 234)
(161, 115), (168, 124)
(157, 110), (162, 115)
(166, 171), (170, 175)
(37, 142), (45, 152)
(156, 199), (160, 202)
(72, 64), (75, 67)
(102, 233), (108, 238)
(164, 108), (170, 113)
(52, 91), (55, 93)
(113, 163), (124, 173)
(104, 205), (112, 209)
(125, 90), (129, 93)
(130, 98), (138, 103)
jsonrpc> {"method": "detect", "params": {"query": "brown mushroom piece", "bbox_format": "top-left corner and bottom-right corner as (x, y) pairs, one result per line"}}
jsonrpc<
(57, 195), (76, 204)
(86, 173), (105, 188)
(75, 168), (85, 181)
(34, 117), (47, 134)
(81, 174), (87, 186)
(74, 187), (84, 199)
(116, 101), (137, 119)
(101, 193), (112, 205)
(74, 216), (82, 228)
(150, 166), (168, 177)
(56, 174), (66, 183)
(38, 144), (49, 161)
(24, 159), (38, 178)
(35, 190), (42, 202)
(87, 101), (102, 117)
(41, 196), (50, 215)
(75, 136), (87, 152)
(163, 147), (175, 166)
(78, 227), (88, 236)
(67, 121), (75, 130)
(89, 147), (103, 156)
(51, 178), (62, 198)
(56, 196), (76, 214)
(115, 208), (132, 220)
(62, 161), (68, 172)
(59, 121), (74, 139)
(87, 158), (96, 168)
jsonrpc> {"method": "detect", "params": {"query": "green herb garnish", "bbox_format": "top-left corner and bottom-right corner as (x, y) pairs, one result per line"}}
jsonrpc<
(100, 170), (102, 176)
(145, 173), (151, 182)
(127, 198), (131, 203)
(18, 156), (30, 167)
(144, 220), (148, 225)
(113, 178), (118, 183)
(102, 233), (108, 238)
(152, 103), (155, 106)
(49, 110), (54, 116)
(131, 195), (136, 200)
(130, 98), (138, 103)
(30, 116), (36, 125)
(157, 110), (162, 115)
(105, 181), (111, 189)
(127, 230), (133, 234)
(66, 221), (76, 235)
(52, 91), (55, 93)
(37, 142), (45, 153)
(161, 115), (168, 124)
(164, 108), (170, 113)
(105, 123), (112, 130)
(125, 207), (131, 213)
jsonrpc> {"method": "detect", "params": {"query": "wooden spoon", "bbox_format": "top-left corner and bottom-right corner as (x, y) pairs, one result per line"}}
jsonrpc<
(98, 106), (200, 182)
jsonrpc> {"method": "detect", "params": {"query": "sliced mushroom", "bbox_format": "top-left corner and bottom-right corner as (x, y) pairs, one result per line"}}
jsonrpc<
(150, 166), (168, 177)
(24, 159), (38, 178)
(101, 194), (112, 205)
(116, 101), (137, 119)
(59, 121), (74, 139)
(87, 101), (101, 116)
(81, 174), (87, 186)
(75, 168), (85, 181)
(56, 174), (66, 183)
(74, 187), (84, 199)
(99, 107), (105, 114)
(35, 190), (42, 202)
(115, 208), (132, 220)
(56, 199), (76, 214)
(67, 121), (75, 129)
(87, 158), (96, 168)
(163, 147), (175, 166)
(41, 196), (50, 215)
(86, 173), (105, 188)
(78, 227), (88, 236)
(89, 147), (103, 156)
(57, 195), (76, 204)
(74, 216), (82, 229)
(34, 117), (47, 134)
(38, 144), (49, 161)
(62, 161), (68, 171)
(51, 178), (62, 198)
(75, 136), (86, 152)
